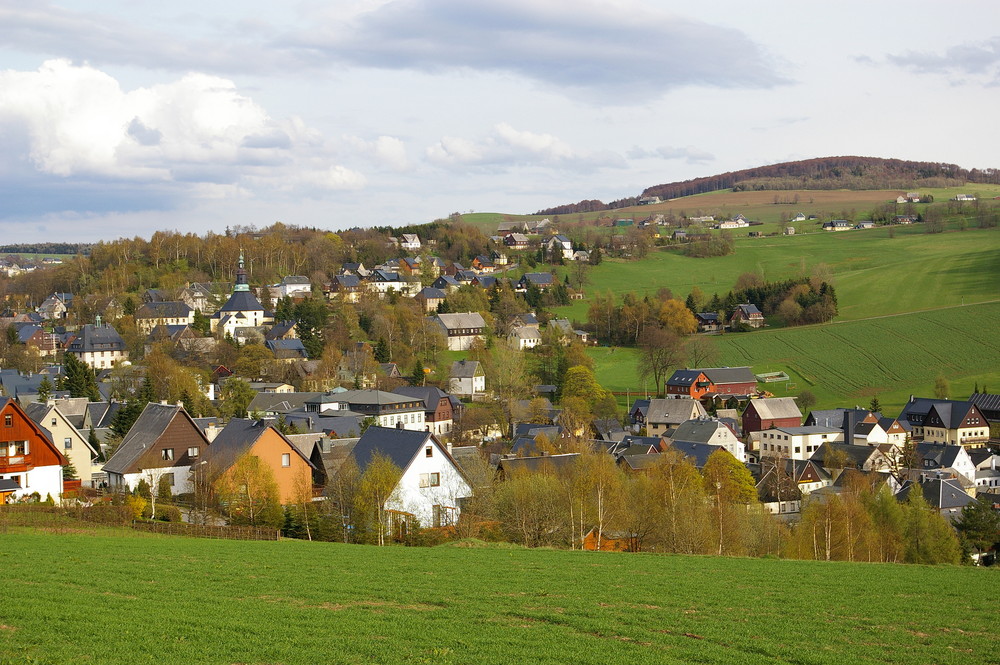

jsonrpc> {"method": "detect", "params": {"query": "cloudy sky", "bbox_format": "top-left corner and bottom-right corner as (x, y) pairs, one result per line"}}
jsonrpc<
(1, 0), (998, 242)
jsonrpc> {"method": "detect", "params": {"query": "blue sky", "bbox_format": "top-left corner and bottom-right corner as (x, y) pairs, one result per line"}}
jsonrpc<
(0, 0), (998, 242)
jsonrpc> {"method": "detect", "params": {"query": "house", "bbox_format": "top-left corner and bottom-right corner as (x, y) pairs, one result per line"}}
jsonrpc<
(898, 397), (990, 446)
(434, 312), (486, 351)
(450, 360), (485, 397)
(348, 427), (472, 528)
(265, 338), (309, 361)
(326, 274), (363, 302)
(179, 282), (221, 314)
(502, 233), (529, 249)
(893, 215), (918, 224)
(784, 227), (796, 236)
(393, 386), (458, 436)
(666, 366), (757, 399)
(517, 273), (555, 292)
(759, 426), (843, 461)
(644, 399), (707, 436)
(822, 220), (852, 231)
(201, 418), (315, 504)
(471, 255), (495, 273)
(510, 325), (542, 350)
(896, 478), (974, 521)
(0, 398), (67, 503)
(695, 312), (723, 333)
(666, 417), (746, 462)
(210, 254), (272, 337)
(545, 235), (574, 261)
(272, 276), (312, 299)
(854, 221), (875, 230)
(399, 234), (421, 251)
(968, 391), (1000, 422)
(913, 443), (977, 484)
(366, 269), (413, 298)
(37, 293), (72, 320)
(428, 276), (459, 294)
(742, 397), (803, 435)
(582, 528), (640, 551)
(14, 324), (58, 356)
(135, 301), (195, 333)
(730, 303), (764, 329)
(414, 287), (447, 313)
(304, 390), (428, 431)
(810, 442), (893, 474)
(65, 322), (128, 370)
(24, 402), (98, 487)
(628, 399), (651, 427)
(791, 213), (806, 222)
(102, 403), (212, 495)
(951, 194), (976, 202)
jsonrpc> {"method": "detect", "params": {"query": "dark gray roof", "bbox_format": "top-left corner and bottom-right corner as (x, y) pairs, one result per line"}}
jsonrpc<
(350, 426), (433, 473)
(203, 418), (313, 475)
(103, 403), (208, 475)
(701, 366), (756, 385)
(265, 321), (296, 340)
(666, 369), (703, 387)
(897, 478), (975, 510)
(136, 301), (193, 318)
(969, 392), (1000, 417)
(662, 440), (723, 468)
(247, 391), (325, 414)
(266, 339), (308, 358)
(519, 272), (554, 286)
(332, 274), (361, 288)
(925, 401), (981, 429)
(914, 443), (966, 471)
(218, 289), (264, 313)
(450, 360), (482, 378)
(805, 408), (871, 428)
(392, 386), (449, 412)
(497, 453), (580, 476)
(66, 324), (126, 354)
(417, 287), (446, 300)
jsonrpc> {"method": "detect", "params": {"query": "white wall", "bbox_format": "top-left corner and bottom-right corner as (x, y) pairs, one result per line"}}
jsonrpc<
(387, 439), (471, 526)
(1, 465), (63, 503)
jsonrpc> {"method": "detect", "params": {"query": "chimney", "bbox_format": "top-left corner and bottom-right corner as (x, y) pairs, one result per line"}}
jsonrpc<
(446, 442), (453, 455)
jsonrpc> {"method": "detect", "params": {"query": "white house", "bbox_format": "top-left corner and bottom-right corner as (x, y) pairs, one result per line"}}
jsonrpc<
(545, 235), (574, 261)
(399, 234), (421, 251)
(666, 417), (746, 463)
(759, 426), (844, 461)
(65, 322), (129, 370)
(350, 427), (472, 528)
(24, 403), (98, 487)
(434, 312), (486, 351)
(450, 360), (485, 397)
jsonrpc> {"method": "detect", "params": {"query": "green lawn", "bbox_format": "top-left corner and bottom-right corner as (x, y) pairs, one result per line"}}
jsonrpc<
(1, 531), (997, 665)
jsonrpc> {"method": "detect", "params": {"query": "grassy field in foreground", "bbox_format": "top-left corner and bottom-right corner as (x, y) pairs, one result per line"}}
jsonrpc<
(586, 302), (1000, 414)
(0, 531), (997, 665)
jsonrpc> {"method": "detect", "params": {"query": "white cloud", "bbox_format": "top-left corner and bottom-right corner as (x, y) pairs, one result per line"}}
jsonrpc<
(344, 134), (413, 172)
(0, 59), (364, 196)
(426, 122), (624, 171)
(626, 144), (715, 164)
(887, 37), (1000, 83)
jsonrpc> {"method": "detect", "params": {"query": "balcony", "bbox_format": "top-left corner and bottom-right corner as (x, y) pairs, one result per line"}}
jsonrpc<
(0, 454), (32, 473)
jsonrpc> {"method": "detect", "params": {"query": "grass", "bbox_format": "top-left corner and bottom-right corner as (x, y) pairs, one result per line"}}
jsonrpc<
(1, 530), (997, 665)
(548, 224), (1000, 324)
(583, 302), (1000, 415)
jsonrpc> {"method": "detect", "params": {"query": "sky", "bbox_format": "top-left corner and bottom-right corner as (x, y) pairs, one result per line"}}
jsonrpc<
(0, 0), (998, 243)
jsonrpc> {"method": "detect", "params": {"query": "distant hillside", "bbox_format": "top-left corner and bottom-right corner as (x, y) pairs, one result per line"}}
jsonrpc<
(536, 156), (1000, 215)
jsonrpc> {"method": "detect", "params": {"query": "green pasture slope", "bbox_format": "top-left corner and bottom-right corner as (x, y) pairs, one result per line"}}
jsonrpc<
(1, 532), (997, 665)
(550, 224), (1000, 323)
(586, 302), (1000, 414)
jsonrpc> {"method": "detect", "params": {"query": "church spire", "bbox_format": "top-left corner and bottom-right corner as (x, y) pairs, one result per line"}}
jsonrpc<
(234, 251), (250, 292)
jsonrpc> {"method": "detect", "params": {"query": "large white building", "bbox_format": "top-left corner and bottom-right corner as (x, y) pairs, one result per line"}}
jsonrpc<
(65, 321), (128, 370)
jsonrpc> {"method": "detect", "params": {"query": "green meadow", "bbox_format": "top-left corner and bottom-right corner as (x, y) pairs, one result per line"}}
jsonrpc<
(548, 224), (1000, 323)
(586, 302), (1000, 415)
(1, 531), (997, 665)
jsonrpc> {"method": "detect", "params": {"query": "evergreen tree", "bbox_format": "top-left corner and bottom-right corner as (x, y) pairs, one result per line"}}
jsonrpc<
(191, 309), (210, 335)
(88, 427), (103, 461)
(954, 498), (1000, 562)
(409, 361), (425, 387)
(63, 353), (101, 401)
(869, 396), (882, 415)
(588, 247), (602, 265)
(373, 338), (390, 363)
(37, 376), (53, 403)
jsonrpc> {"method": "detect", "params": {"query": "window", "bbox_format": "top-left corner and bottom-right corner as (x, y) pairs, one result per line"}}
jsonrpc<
(161, 448), (174, 461)
(51, 418), (57, 427)
(64, 437), (72, 450)
(162, 473), (175, 487)
(188, 447), (199, 458)
(281, 453), (291, 467)
(429, 472), (440, 487)
(4, 414), (11, 427)
(425, 446), (433, 458)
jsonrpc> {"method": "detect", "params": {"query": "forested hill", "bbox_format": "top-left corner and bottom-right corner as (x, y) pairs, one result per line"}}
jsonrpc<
(535, 156), (1000, 215)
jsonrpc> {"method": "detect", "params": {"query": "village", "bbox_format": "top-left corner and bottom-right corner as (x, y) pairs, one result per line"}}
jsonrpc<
(0, 220), (997, 564)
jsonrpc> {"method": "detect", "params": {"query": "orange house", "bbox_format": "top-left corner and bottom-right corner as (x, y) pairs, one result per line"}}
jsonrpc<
(582, 528), (640, 552)
(204, 419), (315, 504)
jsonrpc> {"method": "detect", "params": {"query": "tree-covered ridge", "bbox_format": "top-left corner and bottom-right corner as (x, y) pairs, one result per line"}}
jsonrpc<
(536, 156), (1000, 215)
